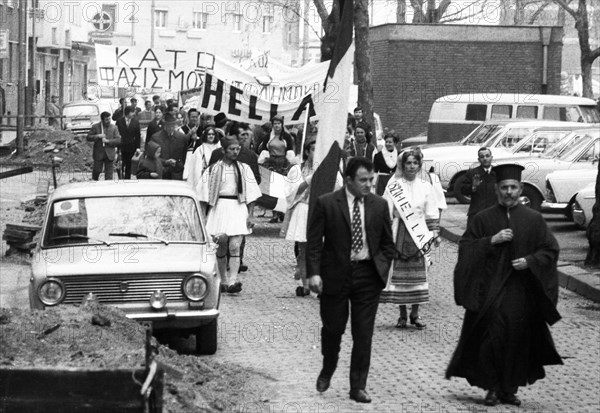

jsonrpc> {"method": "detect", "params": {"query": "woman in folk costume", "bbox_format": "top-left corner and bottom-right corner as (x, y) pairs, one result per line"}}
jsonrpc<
(183, 126), (223, 191)
(372, 131), (399, 195)
(381, 148), (442, 329)
(281, 140), (317, 297)
(198, 136), (262, 294)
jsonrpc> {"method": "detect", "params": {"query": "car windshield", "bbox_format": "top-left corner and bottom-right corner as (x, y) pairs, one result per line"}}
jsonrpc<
(43, 195), (205, 247)
(510, 130), (571, 155)
(63, 105), (99, 117)
(461, 124), (502, 145)
(558, 130), (600, 162)
(487, 127), (535, 149)
(580, 106), (600, 123)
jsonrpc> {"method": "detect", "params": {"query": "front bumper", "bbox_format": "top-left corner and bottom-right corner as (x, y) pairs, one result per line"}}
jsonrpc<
(541, 201), (567, 212)
(126, 308), (219, 330)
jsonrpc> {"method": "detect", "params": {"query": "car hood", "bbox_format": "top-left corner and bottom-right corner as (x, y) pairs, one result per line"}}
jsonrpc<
(546, 168), (598, 181)
(32, 243), (216, 277)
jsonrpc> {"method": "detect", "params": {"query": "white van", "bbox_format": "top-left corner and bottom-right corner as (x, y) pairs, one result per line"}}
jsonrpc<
(427, 93), (599, 144)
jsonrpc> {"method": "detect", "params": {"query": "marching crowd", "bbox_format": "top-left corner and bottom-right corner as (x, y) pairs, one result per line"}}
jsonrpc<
(86, 98), (563, 408)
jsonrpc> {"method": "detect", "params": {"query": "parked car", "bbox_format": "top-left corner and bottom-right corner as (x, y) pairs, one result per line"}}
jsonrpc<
(62, 99), (118, 135)
(420, 120), (584, 199)
(29, 181), (220, 355)
(544, 168), (598, 217)
(572, 182), (596, 229)
(497, 128), (600, 211)
(427, 93), (599, 144)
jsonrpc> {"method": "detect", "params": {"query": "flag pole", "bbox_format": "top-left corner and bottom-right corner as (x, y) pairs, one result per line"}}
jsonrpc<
(299, 98), (311, 160)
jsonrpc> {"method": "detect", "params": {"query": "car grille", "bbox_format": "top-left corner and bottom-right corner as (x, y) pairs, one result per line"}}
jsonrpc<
(60, 274), (184, 304)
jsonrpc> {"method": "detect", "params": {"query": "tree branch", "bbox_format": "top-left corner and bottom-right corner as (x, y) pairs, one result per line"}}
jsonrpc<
(551, 0), (578, 19)
(528, 0), (553, 24)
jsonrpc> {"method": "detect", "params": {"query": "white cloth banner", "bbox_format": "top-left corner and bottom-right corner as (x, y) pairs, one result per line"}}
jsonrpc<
(94, 45), (330, 124)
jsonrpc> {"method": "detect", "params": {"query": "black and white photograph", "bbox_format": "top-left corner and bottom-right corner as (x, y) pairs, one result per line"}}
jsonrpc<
(0, 0), (599, 411)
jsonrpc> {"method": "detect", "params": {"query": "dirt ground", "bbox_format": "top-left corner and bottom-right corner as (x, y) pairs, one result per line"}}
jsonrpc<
(2, 128), (93, 170)
(0, 150), (274, 412)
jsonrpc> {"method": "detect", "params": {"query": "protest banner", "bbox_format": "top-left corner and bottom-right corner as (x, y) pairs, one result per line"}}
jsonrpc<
(95, 45), (332, 124)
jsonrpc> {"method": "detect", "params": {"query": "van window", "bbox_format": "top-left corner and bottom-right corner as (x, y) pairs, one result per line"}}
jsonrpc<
(491, 105), (513, 119)
(543, 106), (582, 122)
(516, 105), (538, 119)
(465, 104), (487, 121)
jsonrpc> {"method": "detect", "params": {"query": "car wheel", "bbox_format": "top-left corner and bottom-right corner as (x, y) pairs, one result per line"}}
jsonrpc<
(453, 174), (471, 204)
(196, 319), (217, 355)
(520, 186), (542, 211)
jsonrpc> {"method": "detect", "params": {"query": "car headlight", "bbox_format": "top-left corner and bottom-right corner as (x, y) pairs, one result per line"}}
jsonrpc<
(38, 278), (65, 306)
(182, 274), (208, 301)
(149, 290), (167, 309)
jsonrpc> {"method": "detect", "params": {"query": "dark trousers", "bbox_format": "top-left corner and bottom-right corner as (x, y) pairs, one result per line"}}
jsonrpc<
(319, 260), (382, 391)
(121, 150), (135, 179)
(92, 154), (114, 181)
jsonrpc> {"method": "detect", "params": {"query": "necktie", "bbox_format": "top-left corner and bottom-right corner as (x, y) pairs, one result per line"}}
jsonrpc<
(351, 198), (363, 253)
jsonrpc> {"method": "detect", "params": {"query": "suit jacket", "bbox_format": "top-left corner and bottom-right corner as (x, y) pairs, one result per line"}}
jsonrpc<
(307, 189), (395, 294)
(86, 122), (121, 161)
(115, 117), (141, 153)
(461, 165), (497, 217)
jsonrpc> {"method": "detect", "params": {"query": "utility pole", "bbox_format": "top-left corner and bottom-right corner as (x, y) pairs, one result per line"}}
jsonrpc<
(28, 2), (36, 127)
(17, 0), (28, 155)
(150, 0), (155, 48)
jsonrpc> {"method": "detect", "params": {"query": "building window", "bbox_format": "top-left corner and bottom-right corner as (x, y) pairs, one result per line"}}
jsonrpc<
(233, 13), (242, 32)
(65, 30), (71, 46)
(192, 12), (207, 30)
(154, 10), (167, 28)
(286, 23), (294, 45)
(52, 27), (58, 45)
(262, 15), (272, 33)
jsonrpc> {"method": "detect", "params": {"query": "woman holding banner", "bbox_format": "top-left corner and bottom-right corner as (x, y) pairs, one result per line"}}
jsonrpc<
(381, 149), (441, 329)
(257, 115), (296, 223)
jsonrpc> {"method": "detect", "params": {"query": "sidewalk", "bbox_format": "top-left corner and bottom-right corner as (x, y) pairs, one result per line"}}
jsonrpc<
(440, 203), (600, 303)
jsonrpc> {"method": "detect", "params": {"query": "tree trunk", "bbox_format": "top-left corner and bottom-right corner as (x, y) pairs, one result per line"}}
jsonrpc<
(313, 0), (341, 61)
(574, 0), (597, 98)
(410, 0), (426, 23)
(514, 0), (524, 24)
(354, 0), (375, 144)
(397, 0), (407, 23)
(585, 160), (600, 267)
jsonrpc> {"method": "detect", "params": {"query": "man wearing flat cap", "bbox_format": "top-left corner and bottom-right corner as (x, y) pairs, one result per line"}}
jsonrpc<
(447, 164), (562, 407)
(149, 112), (188, 180)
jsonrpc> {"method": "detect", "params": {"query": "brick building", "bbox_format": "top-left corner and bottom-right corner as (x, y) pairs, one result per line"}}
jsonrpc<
(370, 24), (563, 140)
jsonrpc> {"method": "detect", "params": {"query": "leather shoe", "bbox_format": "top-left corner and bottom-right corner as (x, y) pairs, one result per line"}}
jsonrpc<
(227, 282), (243, 293)
(484, 390), (500, 406)
(499, 392), (521, 406)
(316, 372), (331, 393)
(349, 389), (371, 403)
(238, 264), (248, 273)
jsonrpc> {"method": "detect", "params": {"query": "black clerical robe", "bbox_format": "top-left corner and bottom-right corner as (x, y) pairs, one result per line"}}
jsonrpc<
(446, 203), (562, 393)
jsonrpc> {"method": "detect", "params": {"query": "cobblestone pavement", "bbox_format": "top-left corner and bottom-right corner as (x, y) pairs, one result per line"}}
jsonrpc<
(210, 220), (600, 413)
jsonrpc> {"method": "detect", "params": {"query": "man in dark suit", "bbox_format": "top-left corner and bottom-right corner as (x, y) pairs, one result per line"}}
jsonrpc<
(87, 111), (121, 180)
(149, 113), (188, 180)
(116, 106), (141, 179)
(307, 157), (395, 404)
(460, 147), (497, 230)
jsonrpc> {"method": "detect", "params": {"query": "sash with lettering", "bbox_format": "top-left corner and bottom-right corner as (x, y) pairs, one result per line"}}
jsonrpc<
(384, 178), (436, 265)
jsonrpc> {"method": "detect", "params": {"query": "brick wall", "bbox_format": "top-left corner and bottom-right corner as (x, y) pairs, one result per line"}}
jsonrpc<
(370, 24), (563, 141)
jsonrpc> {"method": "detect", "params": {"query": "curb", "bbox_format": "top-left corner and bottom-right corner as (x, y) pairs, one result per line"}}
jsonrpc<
(441, 225), (600, 304)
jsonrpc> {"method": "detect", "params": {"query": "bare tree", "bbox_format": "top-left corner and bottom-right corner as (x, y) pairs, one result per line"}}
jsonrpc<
(552, 0), (599, 99)
(354, 0), (375, 131)
(397, 0), (407, 22)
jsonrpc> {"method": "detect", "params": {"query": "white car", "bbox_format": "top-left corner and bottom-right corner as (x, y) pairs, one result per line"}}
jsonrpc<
(62, 99), (118, 135)
(544, 168), (599, 215)
(500, 128), (600, 210)
(421, 120), (585, 198)
(572, 182), (596, 229)
(30, 181), (220, 354)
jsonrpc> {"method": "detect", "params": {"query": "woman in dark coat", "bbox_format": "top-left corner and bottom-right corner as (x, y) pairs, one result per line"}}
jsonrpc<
(145, 106), (164, 150)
